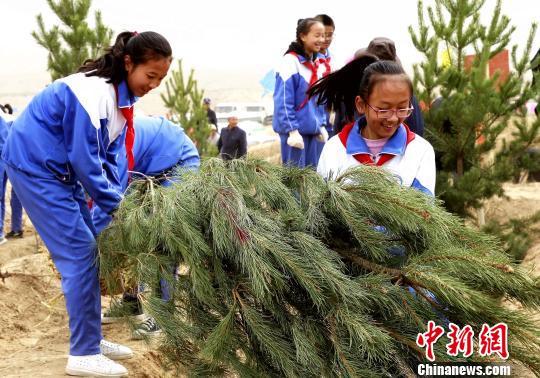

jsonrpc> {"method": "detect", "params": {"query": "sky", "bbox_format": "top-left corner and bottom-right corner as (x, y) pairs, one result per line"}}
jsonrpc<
(0, 0), (538, 113)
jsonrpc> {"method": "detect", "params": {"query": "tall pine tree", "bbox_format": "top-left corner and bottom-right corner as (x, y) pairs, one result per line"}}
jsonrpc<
(32, 0), (113, 81)
(409, 0), (540, 221)
(161, 59), (215, 156)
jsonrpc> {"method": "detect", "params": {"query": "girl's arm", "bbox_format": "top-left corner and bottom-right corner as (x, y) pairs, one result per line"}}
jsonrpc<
(61, 88), (123, 215)
(273, 55), (300, 134)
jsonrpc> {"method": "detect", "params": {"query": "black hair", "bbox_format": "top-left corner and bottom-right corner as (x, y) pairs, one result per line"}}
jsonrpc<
(1, 103), (13, 114)
(314, 14), (335, 29)
(307, 55), (413, 121)
(295, 18), (323, 46)
(285, 18), (323, 58)
(78, 31), (172, 84)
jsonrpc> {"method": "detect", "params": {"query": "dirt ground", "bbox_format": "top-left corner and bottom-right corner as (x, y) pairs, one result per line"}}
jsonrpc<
(1, 179), (539, 377)
(0, 189), (170, 377)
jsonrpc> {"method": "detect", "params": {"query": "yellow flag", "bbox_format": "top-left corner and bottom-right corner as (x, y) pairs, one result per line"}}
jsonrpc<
(440, 48), (452, 68)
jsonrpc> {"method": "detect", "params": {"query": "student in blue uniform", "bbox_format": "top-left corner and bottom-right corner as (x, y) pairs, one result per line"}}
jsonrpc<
(1, 31), (172, 377)
(0, 110), (21, 245)
(313, 14), (336, 160)
(314, 14), (335, 77)
(93, 115), (200, 339)
(273, 18), (328, 168)
(92, 115), (199, 231)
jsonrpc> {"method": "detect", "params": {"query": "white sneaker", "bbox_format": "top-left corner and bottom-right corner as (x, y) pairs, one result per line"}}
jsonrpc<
(65, 354), (128, 377)
(100, 339), (134, 360)
(0, 236), (7, 245)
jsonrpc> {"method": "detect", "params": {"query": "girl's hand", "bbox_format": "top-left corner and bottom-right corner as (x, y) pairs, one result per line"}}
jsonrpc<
(316, 126), (329, 142)
(287, 130), (304, 149)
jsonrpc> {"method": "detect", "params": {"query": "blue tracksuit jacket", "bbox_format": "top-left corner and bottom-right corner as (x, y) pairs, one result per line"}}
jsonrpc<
(1, 72), (136, 356)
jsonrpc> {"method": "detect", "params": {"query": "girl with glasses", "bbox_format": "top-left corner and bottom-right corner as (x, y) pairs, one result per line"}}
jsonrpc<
(308, 54), (436, 196)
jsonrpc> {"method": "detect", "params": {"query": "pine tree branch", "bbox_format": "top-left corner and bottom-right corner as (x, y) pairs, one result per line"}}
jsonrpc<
(328, 316), (357, 377)
(383, 327), (424, 359)
(342, 185), (432, 221)
(422, 255), (514, 273)
(400, 295), (426, 330)
(342, 252), (445, 310)
(342, 252), (402, 279)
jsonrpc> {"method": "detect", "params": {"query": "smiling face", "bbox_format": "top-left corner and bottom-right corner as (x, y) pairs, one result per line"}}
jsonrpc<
(355, 75), (411, 140)
(321, 25), (334, 53)
(300, 22), (325, 56)
(124, 55), (172, 97)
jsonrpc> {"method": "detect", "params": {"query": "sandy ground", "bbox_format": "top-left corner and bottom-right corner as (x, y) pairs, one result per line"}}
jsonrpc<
(0, 188), (171, 377)
(1, 174), (539, 377)
(0, 245), (168, 377)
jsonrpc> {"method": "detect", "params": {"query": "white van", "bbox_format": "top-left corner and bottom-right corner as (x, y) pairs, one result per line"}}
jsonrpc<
(215, 102), (271, 128)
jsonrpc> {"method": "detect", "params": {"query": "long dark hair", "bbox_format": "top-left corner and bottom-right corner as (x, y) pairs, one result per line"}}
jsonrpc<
(307, 55), (413, 121)
(78, 31), (172, 84)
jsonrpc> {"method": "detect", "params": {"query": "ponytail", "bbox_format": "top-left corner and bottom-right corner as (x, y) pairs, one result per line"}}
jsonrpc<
(308, 55), (413, 121)
(78, 31), (172, 84)
(308, 54), (378, 120)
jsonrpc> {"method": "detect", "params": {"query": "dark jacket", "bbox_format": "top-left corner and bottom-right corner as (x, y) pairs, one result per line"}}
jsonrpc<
(406, 96), (425, 136)
(207, 108), (218, 127)
(217, 126), (247, 160)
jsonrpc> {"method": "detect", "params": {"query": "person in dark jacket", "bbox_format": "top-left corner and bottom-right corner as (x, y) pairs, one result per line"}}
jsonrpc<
(203, 97), (218, 127)
(217, 115), (247, 160)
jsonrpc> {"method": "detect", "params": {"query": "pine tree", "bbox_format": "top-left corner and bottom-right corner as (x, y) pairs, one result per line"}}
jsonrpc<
(161, 59), (213, 156)
(98, 159), (540, 376)
(32, 0), (113, 81)
(409, 0), (540, 220)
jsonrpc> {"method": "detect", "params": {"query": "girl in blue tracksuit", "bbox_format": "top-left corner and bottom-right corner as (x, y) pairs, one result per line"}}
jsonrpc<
(1, 32), (172, 377)
(92, 115), (200, 233)
(273, 18), (328, 168)
(0, 111), (23, 244)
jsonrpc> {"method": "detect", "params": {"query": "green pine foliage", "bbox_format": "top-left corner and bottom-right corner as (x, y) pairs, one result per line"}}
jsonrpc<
(32, 0), (112, 81)
(161, 59), (214, 157)
(409, 0), (540, 218)
(99, 159), (540, 376)
(483, 210), (540, 261)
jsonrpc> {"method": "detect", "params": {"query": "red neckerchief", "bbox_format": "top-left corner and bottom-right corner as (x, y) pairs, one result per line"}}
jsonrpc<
(114, 85), (135, 172)
(87, 87), (135, 210)
(338, 121), (415, 166)
(288, 52), (320, 110)
(319, 56), (332, 77)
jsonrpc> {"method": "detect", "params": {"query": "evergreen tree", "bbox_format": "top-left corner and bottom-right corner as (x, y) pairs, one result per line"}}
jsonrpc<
(99, 159), (540, 376)
(32, 0), (113, 81)
(161, 59), (213, 156)
(409, 0), (540, 220)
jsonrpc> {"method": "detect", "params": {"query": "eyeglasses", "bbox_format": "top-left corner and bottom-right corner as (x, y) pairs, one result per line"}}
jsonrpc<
(366, 103), (414, 119)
